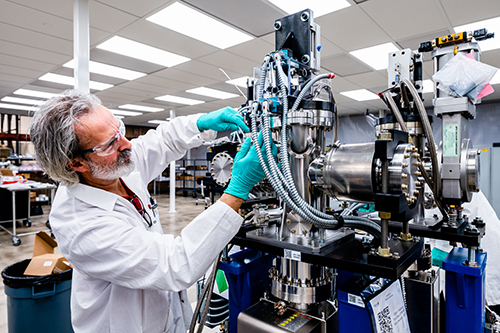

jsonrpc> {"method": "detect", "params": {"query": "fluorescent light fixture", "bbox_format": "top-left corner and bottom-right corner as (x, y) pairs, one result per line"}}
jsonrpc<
(267, 0), (350, 17)
(0, 103), (37, 111)
(97, 36), (190, 67)
(225, 76), (250, 88)
(39, 73), (113, 91)
(147, 2), (253, 49)
(115, 115), (124, 119)
(155, 95), (205, 105)
(422, 79), (434, 93)
(13, 89), (58, 99)
(148, 119), (170, 124)
(340, 89), (379, 101)
(350, 42), (399, 70)
(1, 97), (44, 105)
(109, 109), (143, 117)
(455, 16), (500, 52)
(118, 104), (164, 112)
(186, 87), (238, 100)
(63, 60), (146, 81)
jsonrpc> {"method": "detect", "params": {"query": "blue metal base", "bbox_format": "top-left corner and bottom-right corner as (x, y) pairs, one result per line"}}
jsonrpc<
(442, 247), (487, 333)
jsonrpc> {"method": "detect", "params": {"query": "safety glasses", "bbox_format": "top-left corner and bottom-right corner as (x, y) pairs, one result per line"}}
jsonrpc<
(81, 118), (126, 157)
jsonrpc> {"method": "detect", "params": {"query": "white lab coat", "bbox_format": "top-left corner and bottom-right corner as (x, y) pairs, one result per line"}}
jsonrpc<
(425, 191), (500, 305)
(49, 115), (242, 332)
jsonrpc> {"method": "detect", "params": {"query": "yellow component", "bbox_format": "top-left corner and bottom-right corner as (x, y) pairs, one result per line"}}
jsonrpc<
(378, 246), (391, 257)
(281, 323), (286, 326)
(400, 232), (412, 241)
(437, 32), (465, 47)
(481, 148), (489, 152)
(379, 212), (391, 219)
(454, 46), (459, 55)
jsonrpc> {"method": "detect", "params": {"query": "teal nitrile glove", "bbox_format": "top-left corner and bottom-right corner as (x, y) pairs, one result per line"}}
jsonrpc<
(224, 133), (277, 200)
(197, 107), (249, 133)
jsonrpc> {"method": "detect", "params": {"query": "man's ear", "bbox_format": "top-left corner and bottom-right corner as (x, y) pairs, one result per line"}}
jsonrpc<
(68, 156), (89, 173)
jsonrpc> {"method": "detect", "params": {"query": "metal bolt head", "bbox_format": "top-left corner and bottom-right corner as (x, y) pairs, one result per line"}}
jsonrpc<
(291, 230), (296, 234)
(286, 219), (291, 224)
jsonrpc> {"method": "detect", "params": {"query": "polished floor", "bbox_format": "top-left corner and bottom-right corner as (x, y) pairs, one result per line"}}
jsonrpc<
(0, 193), (221, 332)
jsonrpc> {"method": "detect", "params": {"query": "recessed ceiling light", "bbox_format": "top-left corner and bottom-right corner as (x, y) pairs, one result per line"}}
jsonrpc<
(97, 36), (190, 67)
(109, 109), (143, 117)
(267, 0), (350, 17)
(350, 42), (399, 70)
(422, 79), (434, 93)
(147, 2), (253, 49)
(63, 60), (146, 81)
(0, 103), (37, 111)
(186, 87), (238, 99)
(13, 89), (58, 99)
(155, 95), (205, 105)
(148, 119), (170, 124)
(118, 104), (164, 112)
(225, 76), (250, 88)
(38, 73), (113, 91)
(340, 89), (379, 101)
(1, 97), (44, 105)
(455, 16), (500, 52)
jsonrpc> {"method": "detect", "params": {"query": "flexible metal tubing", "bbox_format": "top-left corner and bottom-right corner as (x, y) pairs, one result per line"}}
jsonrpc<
(253, 55), (381, 235)
(382, 91), (409, 132)
(400, 78), (440, 200)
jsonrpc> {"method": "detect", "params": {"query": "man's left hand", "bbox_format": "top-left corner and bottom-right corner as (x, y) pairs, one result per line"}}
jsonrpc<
(197, 107), (249, 133)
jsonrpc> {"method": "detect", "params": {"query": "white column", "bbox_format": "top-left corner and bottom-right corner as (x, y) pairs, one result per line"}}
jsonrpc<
(168, 110), (177, 213)
(74, 0), (90, 93)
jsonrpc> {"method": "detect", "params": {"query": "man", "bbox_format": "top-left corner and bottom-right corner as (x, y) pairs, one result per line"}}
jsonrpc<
(29, 89), (272, 332)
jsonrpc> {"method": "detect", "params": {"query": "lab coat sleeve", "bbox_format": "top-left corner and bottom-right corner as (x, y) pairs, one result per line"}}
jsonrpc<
(64, 200), (242, 291)
(130, 114), (215, 184)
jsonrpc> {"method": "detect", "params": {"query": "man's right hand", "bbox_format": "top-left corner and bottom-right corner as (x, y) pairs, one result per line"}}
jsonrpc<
(224, 133), (277, 200)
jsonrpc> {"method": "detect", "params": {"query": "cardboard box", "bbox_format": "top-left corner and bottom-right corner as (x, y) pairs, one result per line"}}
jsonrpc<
(24, 231), (72, 276)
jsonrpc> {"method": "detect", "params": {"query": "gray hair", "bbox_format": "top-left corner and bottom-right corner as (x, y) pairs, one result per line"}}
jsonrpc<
(29, 89), (102, 186)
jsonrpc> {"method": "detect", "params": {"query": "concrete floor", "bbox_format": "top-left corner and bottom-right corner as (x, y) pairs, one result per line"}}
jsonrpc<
(0, 193), (221, 332)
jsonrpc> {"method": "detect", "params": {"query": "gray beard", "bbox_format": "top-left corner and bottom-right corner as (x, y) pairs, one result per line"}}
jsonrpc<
(87, 149), (135, 181)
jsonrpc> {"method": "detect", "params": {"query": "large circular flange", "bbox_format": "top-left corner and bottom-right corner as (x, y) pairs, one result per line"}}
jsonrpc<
(386, 143), (422, 205)
(270, 278), (333, 304)
(461, 138), (479, 201)
(210, 152), (233, 186)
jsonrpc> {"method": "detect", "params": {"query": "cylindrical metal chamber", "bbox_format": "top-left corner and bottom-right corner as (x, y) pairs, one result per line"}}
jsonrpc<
(269, 258), (334, 307)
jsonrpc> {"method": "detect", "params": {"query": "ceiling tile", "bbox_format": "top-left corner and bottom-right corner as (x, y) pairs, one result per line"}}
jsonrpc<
(480, 49), (500, 69)
(95, 0), (176, 18)
(315, 6), (390, 52)
(135, 75), (193, 92)
(118, 81), (174, 96)
(440, 0), (500, 26)
(0, 1), (73, 40)
(51, 67), (127, 85)
(330, 76), (363, 93)
(0, 22), (72, 55)
(152, 68), (218, 87)
(183, 0), (281, 37)
(0, 64), (46, 79)
(0, 54), (56, 72)
(360, 0), (448, 40)
(396, 29), (451, 51)
(197, 50), (264, 75)
(174, 60), (246, 82)
(344, 71), (387, 90)
(227, 38), (274, 64)
(89, 1), (139, 33)
(322, 53), (373, 76)
(317, 37), (344, 58)
(0, 40), (70, 64)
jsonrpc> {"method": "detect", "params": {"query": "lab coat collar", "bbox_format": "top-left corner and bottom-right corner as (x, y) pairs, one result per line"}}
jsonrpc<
(67, 182), (119, 211)
(67, 171), (144, 211)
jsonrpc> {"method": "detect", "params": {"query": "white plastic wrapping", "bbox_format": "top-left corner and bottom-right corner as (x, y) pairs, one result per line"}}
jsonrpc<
(432, 53), (498, 103)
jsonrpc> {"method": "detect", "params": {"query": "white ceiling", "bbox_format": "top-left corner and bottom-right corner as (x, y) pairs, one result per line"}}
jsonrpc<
(1, 0), (500, 127)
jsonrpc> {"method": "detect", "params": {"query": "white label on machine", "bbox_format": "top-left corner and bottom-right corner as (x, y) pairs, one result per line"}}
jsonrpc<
(283, 249), (301, 261)
(43, 261), (53, 267)
(348, 293), (365, 308)
(368, 280), (411, 333)
(443, 124), (459, 157)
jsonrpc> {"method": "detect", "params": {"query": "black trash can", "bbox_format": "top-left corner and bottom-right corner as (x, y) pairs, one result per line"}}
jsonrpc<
(2, 259), (74, 333)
